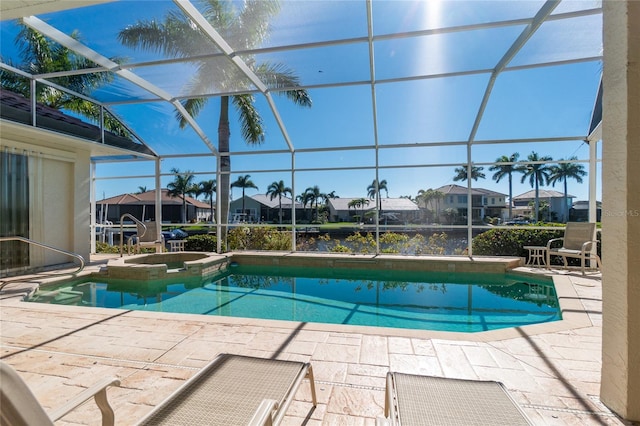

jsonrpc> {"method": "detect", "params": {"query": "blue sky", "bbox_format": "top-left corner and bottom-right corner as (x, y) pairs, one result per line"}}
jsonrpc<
(0, 0), (603, 204)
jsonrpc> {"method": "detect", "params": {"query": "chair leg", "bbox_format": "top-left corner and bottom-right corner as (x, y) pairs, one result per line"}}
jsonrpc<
(306, 365), (317, 407)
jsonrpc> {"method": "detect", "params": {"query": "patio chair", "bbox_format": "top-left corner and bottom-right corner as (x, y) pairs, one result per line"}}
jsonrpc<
(546, 222), (601, 275)
(378, 372), (533, 426)
(0, 360), (120, 426)
(128, 220), (163, 254)
(136, 353), (317, 426)
(1, 354), (316, 426)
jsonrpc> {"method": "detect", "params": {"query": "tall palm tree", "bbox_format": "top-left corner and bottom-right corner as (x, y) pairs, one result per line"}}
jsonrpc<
(520, 152), (553, 221)
(453, 165), (486, 182)
(118, 1), (311, 243)
(231, 174), (258, 219)
(136, 186), (148, 194)
(367, 179), (388, 212)
(167, 168), (196, 223)
(548, 157), (586, 222)
(489, 153), (520, 220)
(198, 179), (217, 223)
(348, 197), (370, 222)
(1, 23), (129, 136)
(296, 191), (313, 222)
(266, 180), (292, 224)
(417, 188), (444, 222)
(304, 185), (326, 222)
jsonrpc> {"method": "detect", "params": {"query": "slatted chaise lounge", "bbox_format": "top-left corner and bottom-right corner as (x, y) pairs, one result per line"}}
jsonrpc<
(378, 372), (533, 426)
(136, 353), (317, 426)
(1, 354), (316, 426)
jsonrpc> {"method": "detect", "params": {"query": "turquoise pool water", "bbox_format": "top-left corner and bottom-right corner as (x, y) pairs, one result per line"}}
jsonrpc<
(28, 265), (560, 332)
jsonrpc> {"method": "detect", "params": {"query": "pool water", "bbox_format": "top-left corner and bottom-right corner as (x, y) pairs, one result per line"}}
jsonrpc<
(28, 265), (560, 333)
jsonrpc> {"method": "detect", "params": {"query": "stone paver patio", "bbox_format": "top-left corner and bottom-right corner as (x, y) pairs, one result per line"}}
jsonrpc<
(0, 255), (629, 425)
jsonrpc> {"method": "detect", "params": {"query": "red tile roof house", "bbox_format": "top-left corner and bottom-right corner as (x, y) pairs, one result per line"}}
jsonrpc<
(97, 189), (212, 224)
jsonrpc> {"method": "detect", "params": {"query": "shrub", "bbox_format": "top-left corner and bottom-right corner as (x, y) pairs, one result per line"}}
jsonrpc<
(227, 227), (291, 251)
(471, 225), (605, 266)
(95, 242), (120, 254)
(472, 228), (563, 257)
(185, 234), (217, 252)
(345, 232), (376, 254)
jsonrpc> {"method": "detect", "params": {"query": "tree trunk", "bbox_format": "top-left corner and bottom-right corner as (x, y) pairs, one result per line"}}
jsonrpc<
(218, 96), (231, 246)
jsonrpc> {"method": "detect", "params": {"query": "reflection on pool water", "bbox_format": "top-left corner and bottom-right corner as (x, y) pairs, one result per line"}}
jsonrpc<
(28, 265), (560, 333)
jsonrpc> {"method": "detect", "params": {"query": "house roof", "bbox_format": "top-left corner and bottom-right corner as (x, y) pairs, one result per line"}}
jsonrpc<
(513, 189), (573, 200)
(97, 189), (210, 209)
(329, 197), (419, 212)
(435, 184), (507, 197)
(0, 88), (155, 157)
(243, 194), (302, 209)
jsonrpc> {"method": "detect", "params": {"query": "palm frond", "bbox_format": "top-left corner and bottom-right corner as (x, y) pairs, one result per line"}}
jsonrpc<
(232, 94), (264, 145)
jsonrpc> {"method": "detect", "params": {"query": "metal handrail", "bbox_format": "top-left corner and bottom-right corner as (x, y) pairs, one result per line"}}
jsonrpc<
(119, 213), (146, 256)
(0, 236), (85, 274)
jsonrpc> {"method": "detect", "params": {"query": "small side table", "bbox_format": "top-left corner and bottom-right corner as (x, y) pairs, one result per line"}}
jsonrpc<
(523, 246), (547, 267)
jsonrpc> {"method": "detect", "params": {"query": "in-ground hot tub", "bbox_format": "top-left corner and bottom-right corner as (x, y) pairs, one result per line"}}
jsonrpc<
(104, 252), (228, 280)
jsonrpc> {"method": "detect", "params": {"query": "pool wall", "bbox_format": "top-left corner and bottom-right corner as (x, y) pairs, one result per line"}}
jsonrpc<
(104, 252), (228, 280)
(228, 251), (522, 274)
(101, 251), (522, 281)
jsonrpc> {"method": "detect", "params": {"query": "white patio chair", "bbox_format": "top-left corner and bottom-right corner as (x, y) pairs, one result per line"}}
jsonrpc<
(546, 222), (601, 275)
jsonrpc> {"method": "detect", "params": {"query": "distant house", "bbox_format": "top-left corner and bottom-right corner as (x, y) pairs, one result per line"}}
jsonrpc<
(327, 197), (420, 223)
(229, 194), (304, 223)
(512, 189), (574, 221)
(432, 185), (508, 221)
(570, 200), (602, 222)
(97, 189), (211, 224)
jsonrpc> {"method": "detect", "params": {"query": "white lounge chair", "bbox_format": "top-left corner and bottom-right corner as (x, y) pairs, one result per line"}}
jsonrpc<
(0, 360), (120, 426)
(378, 372), (532, 426)
(136, 353), (317, 426)
(1, 354), (317, 426)
(546, 222), (601, 275)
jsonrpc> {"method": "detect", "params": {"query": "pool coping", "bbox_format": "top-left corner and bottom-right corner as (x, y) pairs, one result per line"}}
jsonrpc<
(1, 252), (592, 342)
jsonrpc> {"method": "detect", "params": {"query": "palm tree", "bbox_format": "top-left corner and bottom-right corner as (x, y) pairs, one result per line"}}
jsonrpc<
(489, 153), (520, 220)
(304, 185), (326, 222)
(367, 179), (388, 212)
(1, 23), (129, 136)
(548, 157), (587, 222)
(417, 188), (444, 222)
(520, 152), (553, 221)
(296, 191), (313, 222)
(118, 1), (311, 243)
(266, 180), (292, 224)
(348, 197), (370, 222)
(231, 175), (258, 219)
(136, 186), (148, 194)
(453, 165), (486, 182)
(198, 179), (217, 223)
(167, 168), (196, 223)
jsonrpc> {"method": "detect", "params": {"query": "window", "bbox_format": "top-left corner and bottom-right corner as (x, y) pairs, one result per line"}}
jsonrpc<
(0, 149), (30, 271)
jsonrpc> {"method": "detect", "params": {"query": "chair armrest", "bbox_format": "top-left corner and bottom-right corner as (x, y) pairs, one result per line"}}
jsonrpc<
(546, 238), (564, 249)
(580, 240), (598, 253)
(248, 399), (279, 426)
(48, 378), (120, 426)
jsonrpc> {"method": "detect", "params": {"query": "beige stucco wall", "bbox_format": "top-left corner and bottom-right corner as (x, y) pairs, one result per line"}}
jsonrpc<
(1, 122), (91, 266)
(601, 0), (640, 421)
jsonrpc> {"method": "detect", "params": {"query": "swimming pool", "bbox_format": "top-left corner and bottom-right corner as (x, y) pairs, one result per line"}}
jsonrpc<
(27, 264), (560, 333)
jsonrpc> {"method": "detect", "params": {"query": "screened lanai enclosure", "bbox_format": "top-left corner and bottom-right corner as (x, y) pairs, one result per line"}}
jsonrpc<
(0, 0), (603, 257)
